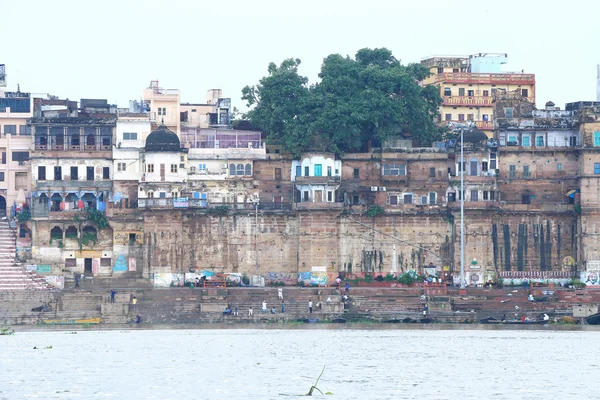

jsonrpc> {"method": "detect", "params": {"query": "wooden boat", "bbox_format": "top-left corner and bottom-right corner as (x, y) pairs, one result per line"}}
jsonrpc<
(383, 318), (401, 324)
(402, 317), (417, 324)
(586, 313), (600, 325)
(332, 318), (347, 324)
(419, 318), (434, 324)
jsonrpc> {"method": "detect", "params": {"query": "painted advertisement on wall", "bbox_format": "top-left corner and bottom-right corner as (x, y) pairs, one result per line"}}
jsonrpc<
(266, 272), (297, 285)
(298, 272), (328, 286)
(113, 255), (128, 272)
(582, 271), (600, 286)
(153, 273), (184, 288)
(128, 257), (136, 272)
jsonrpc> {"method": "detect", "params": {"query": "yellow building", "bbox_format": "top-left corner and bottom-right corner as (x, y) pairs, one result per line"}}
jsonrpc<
(143, 80), (181, 134)
(421, 53), (536, 136)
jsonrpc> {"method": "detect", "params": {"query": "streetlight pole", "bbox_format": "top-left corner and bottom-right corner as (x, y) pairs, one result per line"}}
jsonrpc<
(460, 126), (465, 289)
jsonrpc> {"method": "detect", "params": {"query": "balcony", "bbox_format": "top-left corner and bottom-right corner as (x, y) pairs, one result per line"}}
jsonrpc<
(294, 176), (341, 185)
(443, 96), (494, 107)
(293, 202), (344, 211)
(450, 171), (498, 183)
(447, 200), (499, 211)
(35, 180), (113, 190)
(435, 72), (535, 85)
(381, 174), (408, 183)
(497, 203), (574, 213)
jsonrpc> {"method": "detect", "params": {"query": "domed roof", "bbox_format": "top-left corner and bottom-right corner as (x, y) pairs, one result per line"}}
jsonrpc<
(145, 124), (180, 152)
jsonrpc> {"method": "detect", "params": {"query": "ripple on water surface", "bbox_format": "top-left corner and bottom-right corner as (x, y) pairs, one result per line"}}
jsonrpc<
(0, 329), (596, 400)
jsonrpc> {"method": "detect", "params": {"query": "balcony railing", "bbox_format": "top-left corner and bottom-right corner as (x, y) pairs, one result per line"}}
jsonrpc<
(294, 176), (341, 185)
(443, 96), (494, 106)
(293, 202), (344, 211)
(443, 120), (494, 130)
(435, 72), (535, 85)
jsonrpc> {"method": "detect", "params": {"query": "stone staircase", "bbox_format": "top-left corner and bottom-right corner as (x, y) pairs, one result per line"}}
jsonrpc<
(0, 218), (52, 291)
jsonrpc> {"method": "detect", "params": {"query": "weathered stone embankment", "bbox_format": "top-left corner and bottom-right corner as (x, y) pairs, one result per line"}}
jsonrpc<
(1, 286), (599, 327)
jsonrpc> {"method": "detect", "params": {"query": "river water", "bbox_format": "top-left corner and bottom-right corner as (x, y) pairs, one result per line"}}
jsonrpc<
(0, 327), (596, 400)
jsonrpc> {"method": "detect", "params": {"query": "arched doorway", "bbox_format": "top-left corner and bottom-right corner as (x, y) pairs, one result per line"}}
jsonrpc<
(0, 195), (6, 217)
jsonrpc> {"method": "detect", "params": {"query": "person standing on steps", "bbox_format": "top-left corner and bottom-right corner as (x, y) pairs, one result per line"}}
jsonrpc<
(309, 299), (313, 314)
(278, 287), (283, 300)
(131, 296), (137, 311)
(74, 274), (79, 289)
(262, 300), (267, 313)
(345, 282), (350, 294)
(110, 289), (116, 303)
(248, 307), (253, 316)
(281, 300), (285, 313)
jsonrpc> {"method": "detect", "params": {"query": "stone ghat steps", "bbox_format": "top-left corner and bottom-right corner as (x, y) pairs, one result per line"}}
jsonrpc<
(0, 310), (102, 325)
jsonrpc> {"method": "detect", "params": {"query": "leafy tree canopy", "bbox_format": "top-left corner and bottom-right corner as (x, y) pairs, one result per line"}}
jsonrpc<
(242, 48), (442, 157)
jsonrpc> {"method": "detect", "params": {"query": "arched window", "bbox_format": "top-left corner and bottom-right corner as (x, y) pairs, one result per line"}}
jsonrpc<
(147, 191), (154, 198)
(245, 163), (252, 176)
(50, 226), (63, 242)
(237, 164), (244, 175)
(229, 164), (236, 176)
(65, 226), (78, 239)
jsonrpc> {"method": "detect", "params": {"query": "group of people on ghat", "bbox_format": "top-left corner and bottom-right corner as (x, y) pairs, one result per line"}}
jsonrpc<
(222, 279), (352, 316)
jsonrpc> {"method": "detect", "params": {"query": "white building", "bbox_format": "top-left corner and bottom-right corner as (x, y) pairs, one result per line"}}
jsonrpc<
(291, 153), (341, 203)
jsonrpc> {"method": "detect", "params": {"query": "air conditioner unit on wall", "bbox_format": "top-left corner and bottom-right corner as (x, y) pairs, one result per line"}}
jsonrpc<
(221, 164), (227, 169)
(379, 187), (386, 192)
(371, 186), (378, 192)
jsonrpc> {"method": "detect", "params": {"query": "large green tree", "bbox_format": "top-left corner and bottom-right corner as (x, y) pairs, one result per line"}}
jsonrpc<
(242, 48), (442, 156)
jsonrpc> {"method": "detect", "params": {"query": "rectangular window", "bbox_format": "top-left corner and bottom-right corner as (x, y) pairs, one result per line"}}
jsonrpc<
(522, 136), (531, 147)
(508, 136), (517, 145)
(570, 136), (577, 147)
(327, 166), (332, 176)
(403, 194), (413, 204)
(352, 195), (359, 205)
(303, 191), (309, 202)
(521, 89), (529, 98)
(458, 114), (465, 121)
(429, 167), (436, 178)
(389, 195), (398, 206)
(171, 164), (178, 173)
(1, 152), (5, 164)
(592, 132), (600, 147)
(12, 151), (29, 164)
(274, 168), (282, 180)
(595, 163), (600, 175)
(198, 164), (207, 172)
(482, 114), (488, 122)
(483, 90), (489, 97)
(421, 195), (428, 205)
(509, 165), (516, 178)
(523, 165), (530, 178)
(437, 67), (444, 74)
(159, 192), (166, 198)
(445, 114), (452, 121)
(536, 136), (544, 147)
(483, 191), (489, 200)
(557, 163), (563, 171)
(123, 132), (137, 140)
(3, 125), (16, 134)
(87, 166), (94, 181)
(490, 191), (496, 201)
(467, 90), (474, 97)
(38, 166), (46, 181)
(71, 166), (78, 180)
(444, 88), (451, 96)
(304, 166), (309, 177)
(314, 164), (322, 177)
(458, 88), (465, 96)
(505, 108), (513, 118)
(522, 194), (531, 205)
(117, 163), (127, 172)
(54, 166), (62, 181)
(471, 190), (478, 201)
(295, 165), (301, 177)
(19, 125), (31, 135)
(0, 172), (4, 181)
(353, 168), (359, 179)
(429, 192), (436, 205)
(147, 164), (154, 173)
(327, 191), (332, 202)
(482, 161), (488, 172)
(103, 167), (110, 179)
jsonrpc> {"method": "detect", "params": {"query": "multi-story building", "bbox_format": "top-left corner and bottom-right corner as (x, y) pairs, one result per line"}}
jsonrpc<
(421, 53), (536, 135)
(29, 100), (116, 276)
(142, 80), (180, 134)
(180, 89), (231, 130)
(291, 153), (342, 211)
(0, 87), (34, 217)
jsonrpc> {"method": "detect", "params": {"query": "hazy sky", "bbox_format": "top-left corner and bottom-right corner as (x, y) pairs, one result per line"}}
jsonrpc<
(2, 0), (599, 111)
